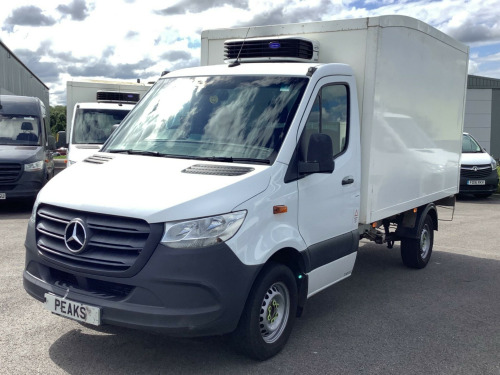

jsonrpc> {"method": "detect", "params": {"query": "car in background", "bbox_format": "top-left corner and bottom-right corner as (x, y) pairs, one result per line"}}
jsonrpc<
(0, 95), (56, 201)
(54, 147), (67, 156)
(460, 132), (499, 198)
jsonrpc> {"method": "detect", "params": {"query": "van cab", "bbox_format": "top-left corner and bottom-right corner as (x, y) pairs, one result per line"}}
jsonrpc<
(0, 95), (56, 200)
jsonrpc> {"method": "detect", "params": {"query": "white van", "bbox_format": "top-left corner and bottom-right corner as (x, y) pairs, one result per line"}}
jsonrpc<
(460, 132), (499, 198)
(23, 16), (468, 360)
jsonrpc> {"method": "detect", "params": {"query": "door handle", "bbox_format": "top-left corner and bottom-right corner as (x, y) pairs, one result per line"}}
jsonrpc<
(342, 176), (354, 185)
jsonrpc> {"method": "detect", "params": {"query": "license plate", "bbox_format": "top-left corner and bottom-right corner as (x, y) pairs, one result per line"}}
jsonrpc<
(0, 193), (5, 199)
(467, 180), (485, 186)
(44, 293), (101, 326)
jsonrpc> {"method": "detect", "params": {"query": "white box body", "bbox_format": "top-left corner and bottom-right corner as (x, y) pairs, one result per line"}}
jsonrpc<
(201, 15), (469, 223)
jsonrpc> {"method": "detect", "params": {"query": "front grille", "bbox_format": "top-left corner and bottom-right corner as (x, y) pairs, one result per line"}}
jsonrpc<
(225, 37), (316, 61)
(182, 164), (254, 176)
(0, 163), (22, 183)
(36, 204), (152, 274)
(461, 164), (492, 179)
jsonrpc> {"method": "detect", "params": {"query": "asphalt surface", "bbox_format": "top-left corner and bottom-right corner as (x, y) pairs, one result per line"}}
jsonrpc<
(0, 195), (499, 374)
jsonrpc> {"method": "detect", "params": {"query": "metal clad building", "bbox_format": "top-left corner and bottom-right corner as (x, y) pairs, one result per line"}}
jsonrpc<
(465, 75), (500, 159)
(0, 40), (50, 112)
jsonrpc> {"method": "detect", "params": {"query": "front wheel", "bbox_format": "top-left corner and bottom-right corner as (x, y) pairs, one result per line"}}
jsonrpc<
(232, 262), (298, 361)
(400, 215), (434, 269)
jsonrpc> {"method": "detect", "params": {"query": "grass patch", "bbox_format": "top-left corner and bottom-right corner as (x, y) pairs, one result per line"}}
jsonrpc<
(497, 166), (500, 194)
(54, 155), (67, 160)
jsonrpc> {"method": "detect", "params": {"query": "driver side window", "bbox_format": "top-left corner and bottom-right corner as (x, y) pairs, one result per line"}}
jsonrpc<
(299, 84), (348, 162)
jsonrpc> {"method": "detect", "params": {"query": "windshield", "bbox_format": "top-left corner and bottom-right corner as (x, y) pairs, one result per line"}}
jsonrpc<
(73, 108), (131, 144)
(103, 75), (308, 163)
(462, 134), (482, 153)
(0, 115), (41, 146)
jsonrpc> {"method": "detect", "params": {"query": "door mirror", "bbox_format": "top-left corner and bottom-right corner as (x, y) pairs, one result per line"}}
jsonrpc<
(298, 133), (335, 174)
(56, 131), (67, 148)
(47, 135), (56, 150)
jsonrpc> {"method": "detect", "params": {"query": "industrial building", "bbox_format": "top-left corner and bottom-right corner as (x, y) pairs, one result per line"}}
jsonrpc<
(464, 75), (500, 159)
(0, 40), (49, 111)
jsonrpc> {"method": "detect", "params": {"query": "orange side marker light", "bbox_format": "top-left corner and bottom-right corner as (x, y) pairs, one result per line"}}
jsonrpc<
(273, 205), (288, 215)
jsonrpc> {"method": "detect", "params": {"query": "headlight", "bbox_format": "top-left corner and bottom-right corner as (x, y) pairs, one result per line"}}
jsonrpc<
(24, 160), (44, 172)
(491, 158), (497, 170)
(30, 196), (40, 223)
(161, 211), (247, 248)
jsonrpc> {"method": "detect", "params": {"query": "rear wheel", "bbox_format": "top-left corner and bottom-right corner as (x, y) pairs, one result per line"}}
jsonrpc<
(401, 215), (434, 269)
(232, 262), (298, 361)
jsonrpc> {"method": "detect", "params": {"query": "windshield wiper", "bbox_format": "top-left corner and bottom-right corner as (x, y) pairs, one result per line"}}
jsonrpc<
(106, 150), (271, 164)
(190, 156), (271, 164)
(107, 149), (161, 157)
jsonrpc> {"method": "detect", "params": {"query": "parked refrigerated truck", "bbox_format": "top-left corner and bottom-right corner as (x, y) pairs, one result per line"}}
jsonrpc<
(66, 79), (152, 165)
(24, 16), (468, 360)
(0, 95), (55, 200)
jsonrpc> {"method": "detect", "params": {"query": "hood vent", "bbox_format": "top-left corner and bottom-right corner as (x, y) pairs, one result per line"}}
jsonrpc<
(182, 164), (254, 176)
(84, 154), (114, 165)
(224, 37), (319, 63)
(76, 145), (100, 149)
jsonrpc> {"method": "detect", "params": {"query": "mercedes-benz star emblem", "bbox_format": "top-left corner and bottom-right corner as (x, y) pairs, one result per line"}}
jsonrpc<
(64, 218), (89, 254)
(473, 166), (478, 172)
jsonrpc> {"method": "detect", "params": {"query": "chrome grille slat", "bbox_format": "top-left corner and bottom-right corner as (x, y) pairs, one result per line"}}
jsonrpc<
(461, 164), (493, 179)
(36, 204), (151, 273)
(36, 227), (65, 240)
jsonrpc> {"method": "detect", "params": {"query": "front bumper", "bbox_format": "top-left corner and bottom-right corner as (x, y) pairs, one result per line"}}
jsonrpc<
(0, 169), (45, 199)
(459, 168), (499, 195)
(23, 219), (260, 336)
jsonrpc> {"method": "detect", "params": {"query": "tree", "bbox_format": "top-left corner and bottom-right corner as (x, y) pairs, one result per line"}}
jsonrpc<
(50, 105), (66, 135)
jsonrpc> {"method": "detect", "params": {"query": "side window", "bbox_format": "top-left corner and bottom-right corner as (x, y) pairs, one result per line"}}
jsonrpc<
(299, 84), (348, 161)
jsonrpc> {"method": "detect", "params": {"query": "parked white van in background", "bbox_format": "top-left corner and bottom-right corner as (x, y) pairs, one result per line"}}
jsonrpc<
(460, 132), (499, 198)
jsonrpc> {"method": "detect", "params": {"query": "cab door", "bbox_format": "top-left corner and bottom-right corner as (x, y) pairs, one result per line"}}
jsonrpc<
(295, 76), (361, 296)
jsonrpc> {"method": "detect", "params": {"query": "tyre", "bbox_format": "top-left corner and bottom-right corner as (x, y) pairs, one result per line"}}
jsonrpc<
(232, 262), (298, 361)
(401, 215), (434, 269)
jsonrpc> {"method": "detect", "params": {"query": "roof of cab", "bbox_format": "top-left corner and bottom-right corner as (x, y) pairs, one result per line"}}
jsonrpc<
(0, 95), (43, 116)
(162, 62), (354, 79)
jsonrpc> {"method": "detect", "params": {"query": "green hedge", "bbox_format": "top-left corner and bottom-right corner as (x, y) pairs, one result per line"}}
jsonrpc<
(497, 166), (500, 194)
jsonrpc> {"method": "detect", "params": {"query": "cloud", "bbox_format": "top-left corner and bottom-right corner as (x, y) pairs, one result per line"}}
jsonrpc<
(445, 20), (500, 44)
(240, 0), (340, 27)
(3, 6), (56, 30)
(67, 52), (156, 80)
(160, 50), (192, 61)
(169, 57), (199, 71)
(34, 40), (87, 63)
(125, 31), (139, 39)
(56, 0), (90, 21)
(154, 0), (248, 16)
(13, 48), (61, 84)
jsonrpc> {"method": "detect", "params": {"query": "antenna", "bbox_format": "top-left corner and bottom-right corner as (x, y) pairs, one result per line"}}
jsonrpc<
(229, 27), (251, 67)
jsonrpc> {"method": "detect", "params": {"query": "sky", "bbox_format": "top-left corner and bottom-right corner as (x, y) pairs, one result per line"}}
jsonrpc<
(1, 0), (500, 106)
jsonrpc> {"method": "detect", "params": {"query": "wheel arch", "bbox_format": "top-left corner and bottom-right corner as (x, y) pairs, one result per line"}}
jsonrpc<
(247, 247), (308, 319)
(396, 203), (438, 239)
